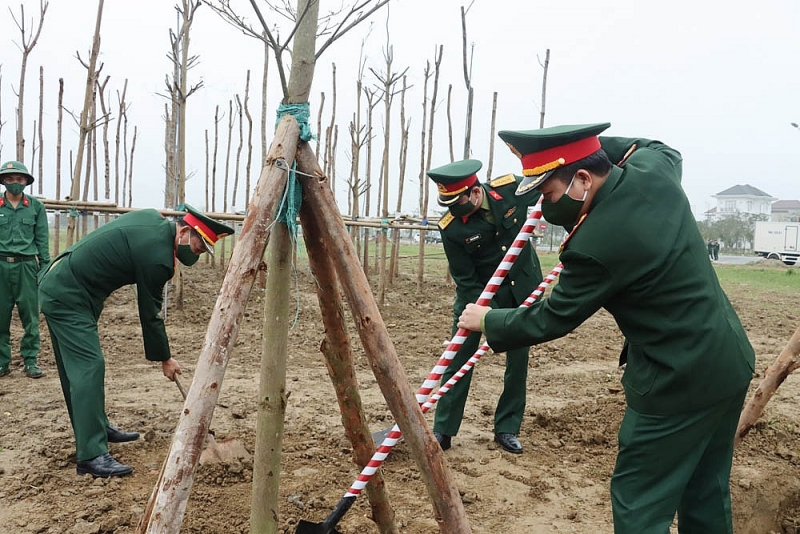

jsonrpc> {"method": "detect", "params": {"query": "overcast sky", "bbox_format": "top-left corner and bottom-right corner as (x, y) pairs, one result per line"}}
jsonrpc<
(1, 0), (798, 219)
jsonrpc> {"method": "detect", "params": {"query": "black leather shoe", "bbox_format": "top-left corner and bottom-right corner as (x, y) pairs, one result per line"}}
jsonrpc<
(76, 453), (132, 477)
(494, 433), (523, 454)
(107, 424), (140, 443)
(433, 431), (452, 451)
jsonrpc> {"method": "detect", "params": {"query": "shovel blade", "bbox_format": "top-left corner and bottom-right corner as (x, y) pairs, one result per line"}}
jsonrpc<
(371, 426), (394, 444)
(295, 520), (342, 534)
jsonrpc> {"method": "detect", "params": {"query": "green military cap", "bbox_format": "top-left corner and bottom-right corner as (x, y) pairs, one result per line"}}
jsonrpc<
(427, 159), (482, 206)
(0, 160), (35, 185)
(498, 123), (610, 195)
(178, 204), (235, 255)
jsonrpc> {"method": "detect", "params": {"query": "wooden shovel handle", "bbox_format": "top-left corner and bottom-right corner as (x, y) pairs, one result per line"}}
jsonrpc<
(174, 375), (188, 400)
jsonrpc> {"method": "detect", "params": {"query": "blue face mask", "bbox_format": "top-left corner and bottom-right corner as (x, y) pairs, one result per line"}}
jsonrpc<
(541, 175), (587, 227)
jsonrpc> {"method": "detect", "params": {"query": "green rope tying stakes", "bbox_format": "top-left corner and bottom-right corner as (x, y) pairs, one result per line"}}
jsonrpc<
(273, 102), (315, 329)
(274, 102), (315, 231)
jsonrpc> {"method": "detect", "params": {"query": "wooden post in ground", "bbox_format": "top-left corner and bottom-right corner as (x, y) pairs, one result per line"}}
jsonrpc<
(300, 192), (399, 534)
(736, 325), (800, 446)
(296, 142), (471, 533)
(136, 115), (300, 533)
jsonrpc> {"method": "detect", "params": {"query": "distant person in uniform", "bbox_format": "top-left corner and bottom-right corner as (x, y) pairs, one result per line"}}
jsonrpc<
(426, 159), (543, 454)
(707, 238), (714, 260)
(713, 239), (720, 261)
(38, 205), (234, 478)
(458, 123), (754, 533)
(0, 161), (50, 379)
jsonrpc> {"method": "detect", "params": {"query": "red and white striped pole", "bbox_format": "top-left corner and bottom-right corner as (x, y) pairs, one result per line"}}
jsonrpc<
(344, 264), (563, 498)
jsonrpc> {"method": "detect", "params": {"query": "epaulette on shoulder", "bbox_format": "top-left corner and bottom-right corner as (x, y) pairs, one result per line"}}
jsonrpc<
(438, 212), (454, 230)
(489, 174), (516, 188)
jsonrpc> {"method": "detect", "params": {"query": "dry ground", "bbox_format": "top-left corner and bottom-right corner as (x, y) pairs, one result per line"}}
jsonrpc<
(2, 255), (800, 533)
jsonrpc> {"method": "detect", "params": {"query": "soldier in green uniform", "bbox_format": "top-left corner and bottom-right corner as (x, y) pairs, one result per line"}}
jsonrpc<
(38, 205), (234, 478)
(427, 159), (543, 454)
(458, 124), (755, 533)
(0, 161), (50, 379)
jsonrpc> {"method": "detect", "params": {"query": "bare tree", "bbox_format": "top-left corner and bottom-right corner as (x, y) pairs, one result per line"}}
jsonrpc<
(163, 0), (204, 208)
(37, 66), (44, 195)
(114, 80), (128, 205)
(486, 91), (498, 179)
(460, 3), (475, 159)
(67, 0), (104, 245)
(54, 78), (63, 253)
(127, 125), (137, 207)
(446, 84), (454, 162)
(388, 75), (409, 282)
(539, 48), (550, 128)
(11, 0), (49, 162)
(223, 99), (233, 212)
(96, 76), (111, 203)
(242, 70), (254, 209)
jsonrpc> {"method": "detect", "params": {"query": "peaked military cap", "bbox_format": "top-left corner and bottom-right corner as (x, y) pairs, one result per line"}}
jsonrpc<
(427, 159), (482, 206)
(0, 160), (35, 185)
(498, 123), (610, 195)
(178, 204), (235, 255)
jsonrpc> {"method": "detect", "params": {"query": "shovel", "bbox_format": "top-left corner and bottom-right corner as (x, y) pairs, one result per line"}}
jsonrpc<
(174, 375), (250, 464)
(295, 496), (356, 534)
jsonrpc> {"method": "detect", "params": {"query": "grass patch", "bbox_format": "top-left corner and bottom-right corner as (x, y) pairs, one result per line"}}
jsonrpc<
(714, 263), (800, 294)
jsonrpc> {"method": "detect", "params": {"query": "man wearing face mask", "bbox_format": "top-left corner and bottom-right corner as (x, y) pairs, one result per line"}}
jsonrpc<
(38, 205), (233, 477)
(458, 124), (755, 533)
(426, 159), (543, 454)
(0, 161), (50, 379)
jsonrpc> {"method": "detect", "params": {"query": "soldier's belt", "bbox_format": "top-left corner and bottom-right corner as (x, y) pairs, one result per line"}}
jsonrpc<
(0, 254), (36, 263)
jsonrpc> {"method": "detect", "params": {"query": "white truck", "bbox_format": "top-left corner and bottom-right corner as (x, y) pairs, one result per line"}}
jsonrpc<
(753, 221), (800, 265)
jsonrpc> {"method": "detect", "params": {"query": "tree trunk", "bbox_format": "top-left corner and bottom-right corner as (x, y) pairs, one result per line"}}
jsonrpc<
(37, 66), (44, 195)
(446, 84), (454, 163)
(68, 0), (104, 245)
(249, 223), (292, 534)
(736, 325), (800, 446)
(55, 78), (64, 255)
(295, 143), (471, 533)
(486, 91), (498, 179)
(539, 49), (550, 129)
(136, 116), (301, 534)
(244, 70), (253, 210)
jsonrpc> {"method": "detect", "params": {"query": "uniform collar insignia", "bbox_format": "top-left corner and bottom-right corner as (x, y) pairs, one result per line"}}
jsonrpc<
(559, 213), (588, 253)
(489, 190), (502, 200)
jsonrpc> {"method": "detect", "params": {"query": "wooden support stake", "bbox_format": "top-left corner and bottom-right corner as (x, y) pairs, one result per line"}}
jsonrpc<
(296, 142), (471, 533)
(300, 190), (398, 533)
(736, 325), (800, 446)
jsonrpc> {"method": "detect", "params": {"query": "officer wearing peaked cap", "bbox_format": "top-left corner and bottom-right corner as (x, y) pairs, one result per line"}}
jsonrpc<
(458, 123), (755, 533)
(0, 161), (50, 379)
(427, 159), (543, 454)
(38, 205), (234, 478)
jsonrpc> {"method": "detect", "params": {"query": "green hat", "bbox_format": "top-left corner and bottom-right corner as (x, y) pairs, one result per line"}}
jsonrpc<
(0, 161), (34, 185)
(178, 204), (235, 255)
(498, 123), (610, 195)
(427, 159), (482, 206)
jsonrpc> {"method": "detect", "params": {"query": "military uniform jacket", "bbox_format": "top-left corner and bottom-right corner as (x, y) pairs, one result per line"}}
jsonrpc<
(484, 137), (755, 415)
(439, 174), (543, 316)
(0, 193), (50, 264)
(39, 209), (175, 362)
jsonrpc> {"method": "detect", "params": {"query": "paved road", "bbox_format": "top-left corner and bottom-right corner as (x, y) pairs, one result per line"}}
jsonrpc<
(714, 254), (761, 265)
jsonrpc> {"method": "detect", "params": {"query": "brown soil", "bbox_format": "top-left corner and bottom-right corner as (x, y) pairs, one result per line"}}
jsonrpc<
(2, 256), (800, 534)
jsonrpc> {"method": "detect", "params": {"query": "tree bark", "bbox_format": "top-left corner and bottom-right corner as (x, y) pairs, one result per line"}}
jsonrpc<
(136, 116), (300, 534)
(68, 0), (104, 245)
(296, 142), (471, 533)
(300, 198), (399, 534)
(736, 325), (800, 446)
(539, 49), (550, 129)
(249, 223), (292, 534)
(486, 91), (498, 179)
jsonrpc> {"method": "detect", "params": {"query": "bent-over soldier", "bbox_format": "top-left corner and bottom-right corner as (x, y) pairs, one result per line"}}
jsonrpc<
(427, 159), (543, 454)
(39, 205), (234, 478)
